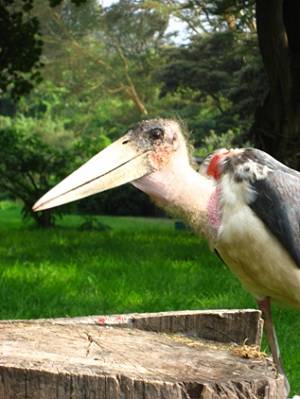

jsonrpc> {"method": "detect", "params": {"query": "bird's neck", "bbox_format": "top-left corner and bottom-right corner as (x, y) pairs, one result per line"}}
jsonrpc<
(132, 161), (217, 241)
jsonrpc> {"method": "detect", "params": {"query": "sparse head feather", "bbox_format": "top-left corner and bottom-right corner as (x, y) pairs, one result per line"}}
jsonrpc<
(130, 117), (195, 166)
(124, 118), (193, 173)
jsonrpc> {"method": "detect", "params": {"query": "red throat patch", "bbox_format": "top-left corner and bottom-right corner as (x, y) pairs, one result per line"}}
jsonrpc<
(207, 151), (229, 180)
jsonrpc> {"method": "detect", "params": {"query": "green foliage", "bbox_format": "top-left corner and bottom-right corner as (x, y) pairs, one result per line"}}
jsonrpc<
(196, 129), (239, 158)
(158, 31), (266, 145)
(0, 0), (43, 97)
(101, 0), (168, 57)
(0, 0), (267, 222)
(0, 114), (76, 226)
(36, 0), (170, 117)
(0, 79), (164, 222)
(0, 0), (88, 98)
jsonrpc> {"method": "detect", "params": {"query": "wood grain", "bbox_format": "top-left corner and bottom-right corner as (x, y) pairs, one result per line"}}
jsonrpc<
(0, 310), (285, 398)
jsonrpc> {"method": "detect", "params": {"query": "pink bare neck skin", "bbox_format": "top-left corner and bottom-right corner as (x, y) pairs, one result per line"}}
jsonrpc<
(133, 155), (218, 241)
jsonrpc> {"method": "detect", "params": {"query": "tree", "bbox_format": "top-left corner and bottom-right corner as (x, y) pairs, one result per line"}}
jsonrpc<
(0, 114), (77, 227)
(169, 0), (300, 168)
(248, 0), (300, 168)
(161, 0), (256, 35)
(35, 0), (169, 117)
(157, 30), (265, 146)
(0, 0), (86, 98)
(0, 0), (43, 97)
(0, 0), (172, 224)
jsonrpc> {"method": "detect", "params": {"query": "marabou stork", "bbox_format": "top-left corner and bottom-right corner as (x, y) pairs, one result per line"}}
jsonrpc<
(33, 119), (300, 395)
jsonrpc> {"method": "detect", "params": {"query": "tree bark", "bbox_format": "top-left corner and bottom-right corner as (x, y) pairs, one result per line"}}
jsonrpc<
(250, 0), (300, 169)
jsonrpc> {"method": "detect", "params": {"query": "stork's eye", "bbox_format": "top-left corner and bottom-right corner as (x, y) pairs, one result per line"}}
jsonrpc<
(149, 127), (164, 140)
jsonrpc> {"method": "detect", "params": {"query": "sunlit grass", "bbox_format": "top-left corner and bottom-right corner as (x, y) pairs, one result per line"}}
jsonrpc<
(0, 201), (299, 393)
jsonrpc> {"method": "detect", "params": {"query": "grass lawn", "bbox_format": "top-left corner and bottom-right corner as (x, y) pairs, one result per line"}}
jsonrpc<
(0, 200), (299, 394)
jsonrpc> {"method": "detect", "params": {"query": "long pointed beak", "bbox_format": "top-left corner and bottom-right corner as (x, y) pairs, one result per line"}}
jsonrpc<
(32, 135), (153, 212)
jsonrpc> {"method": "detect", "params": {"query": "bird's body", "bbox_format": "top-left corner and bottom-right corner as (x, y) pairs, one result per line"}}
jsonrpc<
(133, 144), (300, 311)
(33, 118), (300, 394)
(199, 148), (300, 310)
(216, 184), (300, 308)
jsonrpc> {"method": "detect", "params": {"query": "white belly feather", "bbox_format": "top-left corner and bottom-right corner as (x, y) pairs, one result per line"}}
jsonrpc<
(215, 176), (300, 309)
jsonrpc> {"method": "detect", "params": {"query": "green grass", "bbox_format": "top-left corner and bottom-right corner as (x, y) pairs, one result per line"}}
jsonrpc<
(0, 200), (300, 393)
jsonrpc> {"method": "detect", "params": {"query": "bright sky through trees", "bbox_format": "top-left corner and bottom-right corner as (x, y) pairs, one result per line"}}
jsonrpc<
(100, 0), (188, 43)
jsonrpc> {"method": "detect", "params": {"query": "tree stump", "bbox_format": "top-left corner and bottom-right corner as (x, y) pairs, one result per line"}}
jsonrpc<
(0, 310), (285, 398)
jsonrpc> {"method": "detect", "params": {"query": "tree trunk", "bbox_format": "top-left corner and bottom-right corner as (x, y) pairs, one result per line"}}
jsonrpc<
(249, 0), (300, 169)
(31, 209), (55, 228)
(0, 310), (286, 399)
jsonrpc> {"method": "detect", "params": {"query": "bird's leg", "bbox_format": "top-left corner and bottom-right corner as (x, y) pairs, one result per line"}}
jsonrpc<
(258, 297), (283, 372)
(257, 297), (290, 396)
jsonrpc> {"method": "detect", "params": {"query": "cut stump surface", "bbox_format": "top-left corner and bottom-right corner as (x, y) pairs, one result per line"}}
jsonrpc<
(0, 310), (285, 398)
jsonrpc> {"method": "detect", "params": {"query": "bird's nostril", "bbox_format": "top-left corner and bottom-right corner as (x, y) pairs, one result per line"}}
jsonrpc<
(122, 139), (130, 145)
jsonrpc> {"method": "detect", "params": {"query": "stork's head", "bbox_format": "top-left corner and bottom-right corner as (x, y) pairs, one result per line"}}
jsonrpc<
(33, 119), (190, 211)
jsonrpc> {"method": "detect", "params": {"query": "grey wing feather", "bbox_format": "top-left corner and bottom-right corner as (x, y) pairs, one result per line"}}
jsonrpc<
(249, 169), (300, 268)
(244, 148), (300, 178)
